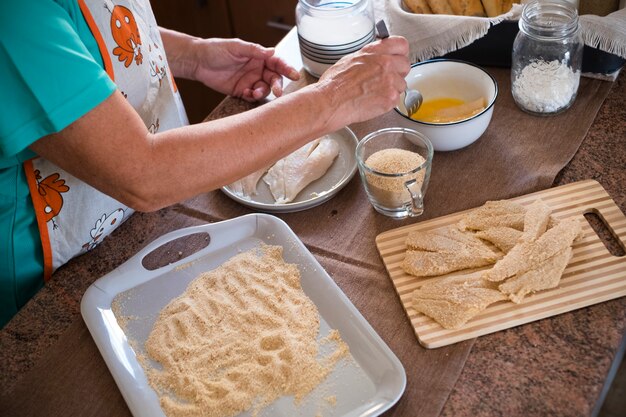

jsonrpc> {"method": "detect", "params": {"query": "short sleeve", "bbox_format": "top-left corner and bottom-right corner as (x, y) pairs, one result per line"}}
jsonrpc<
(0, 0), (117, 158)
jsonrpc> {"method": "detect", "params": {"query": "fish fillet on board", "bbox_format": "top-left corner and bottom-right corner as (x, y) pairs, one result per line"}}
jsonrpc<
(406, 226), (498, 256)
(402, 249), (498, 277)
(475, 227), (522, 253)
(458, 200), (527, 231)
(412, 273), (507, 329)
(520, 199), (552, 242)
(403, 225), (500, 277)
(264, 136), (339, 204)
(499, 247), (573, 303)
(482, 217), (583, 282)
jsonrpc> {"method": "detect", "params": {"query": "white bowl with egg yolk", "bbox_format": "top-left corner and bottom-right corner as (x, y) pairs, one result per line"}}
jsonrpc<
(394, 59), (498, 152)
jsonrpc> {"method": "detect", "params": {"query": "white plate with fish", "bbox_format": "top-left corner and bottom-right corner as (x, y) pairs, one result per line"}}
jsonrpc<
(81, 214), (406, 417)
(222, 127), (358, 213)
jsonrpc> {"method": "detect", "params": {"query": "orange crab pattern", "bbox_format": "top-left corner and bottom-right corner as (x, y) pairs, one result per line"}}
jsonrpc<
(106, 3), (143, 67)
(33, 170), (70, 227)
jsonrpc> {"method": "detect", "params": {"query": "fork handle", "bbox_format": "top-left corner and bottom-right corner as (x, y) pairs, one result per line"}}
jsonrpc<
(376, 20), (390, 39)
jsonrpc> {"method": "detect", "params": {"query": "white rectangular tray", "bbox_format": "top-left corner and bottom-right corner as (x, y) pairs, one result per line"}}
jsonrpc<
(81, 214), (406, 417)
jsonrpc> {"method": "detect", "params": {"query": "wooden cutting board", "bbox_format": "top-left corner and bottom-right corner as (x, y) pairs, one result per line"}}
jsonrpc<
(375, 180), (626, 349)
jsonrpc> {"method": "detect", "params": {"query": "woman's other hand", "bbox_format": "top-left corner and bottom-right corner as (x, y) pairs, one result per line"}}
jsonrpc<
(161, 29), (300, 102)
(191, 38), (300, 101)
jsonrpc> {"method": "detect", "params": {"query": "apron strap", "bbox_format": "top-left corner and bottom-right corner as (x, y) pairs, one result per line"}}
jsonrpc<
(78, 0), (115, 81)
(23, 159), (54, 282)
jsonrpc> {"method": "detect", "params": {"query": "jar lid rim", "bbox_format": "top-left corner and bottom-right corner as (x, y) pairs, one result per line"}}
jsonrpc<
(299, 0), (367, 13)
(519, 0), (579, 40)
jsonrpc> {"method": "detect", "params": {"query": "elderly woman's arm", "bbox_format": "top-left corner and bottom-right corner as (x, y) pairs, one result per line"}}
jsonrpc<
(30, 37), (409, 212)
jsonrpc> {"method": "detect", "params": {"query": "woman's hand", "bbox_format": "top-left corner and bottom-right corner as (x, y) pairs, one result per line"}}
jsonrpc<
(190, 38), (301, 101)
(315, 36), (410, 128)
(161, 29), (300, 102)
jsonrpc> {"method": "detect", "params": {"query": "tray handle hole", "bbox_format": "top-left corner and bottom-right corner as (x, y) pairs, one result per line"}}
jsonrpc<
(584, 210), (625, 257)
(141, 232), (211, 270)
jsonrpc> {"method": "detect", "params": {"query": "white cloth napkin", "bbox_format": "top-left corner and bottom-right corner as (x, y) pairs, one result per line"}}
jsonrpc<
(379, 0), (626, 64)
(580, 7), (626, 60)
(381, 0), (522, 63)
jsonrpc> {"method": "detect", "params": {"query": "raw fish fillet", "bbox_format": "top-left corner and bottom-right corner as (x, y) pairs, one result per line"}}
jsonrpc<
(229, 166), (270, 198)
(263, 136), (339, 204)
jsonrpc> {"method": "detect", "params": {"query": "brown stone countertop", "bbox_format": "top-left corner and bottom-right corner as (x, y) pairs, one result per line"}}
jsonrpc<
(1, 37), (625, 417)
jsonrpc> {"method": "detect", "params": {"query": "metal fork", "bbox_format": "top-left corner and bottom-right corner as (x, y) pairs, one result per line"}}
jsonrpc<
(375, 20), (423, 117)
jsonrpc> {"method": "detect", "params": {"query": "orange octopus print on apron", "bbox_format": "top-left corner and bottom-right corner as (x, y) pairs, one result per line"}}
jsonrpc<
(24, 0), (188, 281)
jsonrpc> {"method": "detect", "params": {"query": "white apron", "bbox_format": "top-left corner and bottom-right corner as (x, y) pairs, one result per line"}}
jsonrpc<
(24, 0), (188, 281)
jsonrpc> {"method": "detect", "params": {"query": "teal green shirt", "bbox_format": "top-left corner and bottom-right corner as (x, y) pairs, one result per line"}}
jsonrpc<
(0, 0), (117, 327)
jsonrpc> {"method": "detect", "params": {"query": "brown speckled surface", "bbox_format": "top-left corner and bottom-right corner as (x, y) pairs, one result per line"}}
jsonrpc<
(0, 68), (624, 417)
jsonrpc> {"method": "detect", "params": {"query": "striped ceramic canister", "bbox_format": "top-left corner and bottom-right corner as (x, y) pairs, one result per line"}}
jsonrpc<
(296, 0), (375, 77)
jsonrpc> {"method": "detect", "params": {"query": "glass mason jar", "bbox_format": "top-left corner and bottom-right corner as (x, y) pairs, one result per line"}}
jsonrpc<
(511, 0), (584, 115)
(296, 0), (375, 78)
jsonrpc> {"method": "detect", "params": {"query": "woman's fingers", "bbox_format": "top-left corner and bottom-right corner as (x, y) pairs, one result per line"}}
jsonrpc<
(259, 68), (284, 97)
(237, 41), (299, 82)
(242, 81), (269, 101)
(253, 82), (270, 100)
(233, 40), (275, 61)
(364, 35), (410, 56)
(265, 55), (300, 81)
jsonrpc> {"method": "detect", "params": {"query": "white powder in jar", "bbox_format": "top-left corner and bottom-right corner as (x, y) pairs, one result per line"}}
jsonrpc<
(512, 59), (580, 114)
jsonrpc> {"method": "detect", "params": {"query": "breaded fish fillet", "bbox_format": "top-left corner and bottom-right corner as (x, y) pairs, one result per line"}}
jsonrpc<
(499, 247), (572, 303)
(521, 199), (552, 242)
(412, 273), (507, 329)
(483, 217), (583, 282)
(476, 226), (522, 253)
(402, 249), (498, 277)
(406, 226), (499, 257)
(458, 200), (526, 231)
(403, 225), (501, 277)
